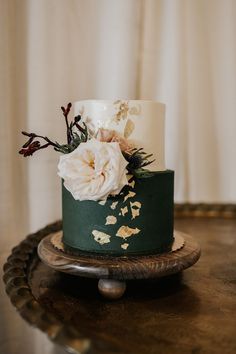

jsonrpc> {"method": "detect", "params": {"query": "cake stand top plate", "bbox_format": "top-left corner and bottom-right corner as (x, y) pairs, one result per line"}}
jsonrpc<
(38, 231), (200, 280)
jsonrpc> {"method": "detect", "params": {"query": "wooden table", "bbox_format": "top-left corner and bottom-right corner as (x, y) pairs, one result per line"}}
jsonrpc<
(2, 213), (236, 354)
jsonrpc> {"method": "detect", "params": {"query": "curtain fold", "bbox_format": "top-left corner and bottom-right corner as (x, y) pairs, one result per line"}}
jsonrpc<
(1, 0), (236, 251)
(140, 0), (236, 202)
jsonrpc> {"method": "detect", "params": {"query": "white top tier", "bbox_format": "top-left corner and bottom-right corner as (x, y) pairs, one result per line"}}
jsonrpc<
(74, 100), (166, 171)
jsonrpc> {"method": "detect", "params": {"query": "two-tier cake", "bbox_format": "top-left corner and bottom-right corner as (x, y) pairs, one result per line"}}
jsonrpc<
(19, 99), (174, 256)
(60, 100), (174, 255)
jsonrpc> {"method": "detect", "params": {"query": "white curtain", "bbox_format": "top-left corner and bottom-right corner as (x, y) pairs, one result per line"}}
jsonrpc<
(1, 0), (236, 252)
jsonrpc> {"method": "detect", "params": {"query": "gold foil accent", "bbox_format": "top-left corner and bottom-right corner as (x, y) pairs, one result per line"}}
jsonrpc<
(113, 101), (141, 124)
(119, 206), (128, 216)
(130, 201), (141, 208)
(113, 101), (129, 122)
(92, 230), (111, 245)
(128, 180), (135, 188)
(124, 119), (135, 138)
(105, 215), (117, 225)
(98, 200), (106, 206)
(124, 191), (136, 202)
(50, 230), (185, 255)
(110, 201), (118, 210)
(131, 209), (140, 219)
(127, 174), (133, 182)
(130, 201), (142, 219)
(116, 226), (140, 239)
(121, 243), (129, 250)
(129, 105), (141, 115)
(130, 202), (142, 219)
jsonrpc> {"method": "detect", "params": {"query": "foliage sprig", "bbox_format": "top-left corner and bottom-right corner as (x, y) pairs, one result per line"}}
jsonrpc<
(123, 148), (155, 178)
(19, 103), (88, 157)
(19, 102), (155, 178)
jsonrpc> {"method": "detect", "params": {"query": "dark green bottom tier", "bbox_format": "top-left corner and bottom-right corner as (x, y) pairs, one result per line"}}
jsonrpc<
(62, 170), (174, 255)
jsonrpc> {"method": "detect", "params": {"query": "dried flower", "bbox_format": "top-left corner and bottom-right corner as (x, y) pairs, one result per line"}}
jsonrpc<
(19, 102), (155, 179)
(19, 103), (88, 157)
(19, 141), (44, 156)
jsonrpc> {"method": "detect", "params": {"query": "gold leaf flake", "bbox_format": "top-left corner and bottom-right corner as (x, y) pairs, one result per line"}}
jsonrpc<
(131, 209), (140, 219)
(113, 101), (129, 123)
(121, 243), (129, 250)
(127, 174), (133, 182)
(124, 191), (136, 202)
(130, 201), (141, 208)
(130, 201), (142, 219)
(110, 201), (118, 210)
(120, 206), (128, 216)
(128, 180), (135, 188)
(92, 230), (111, 245)
(98, 200), (106, 206)
(116, 226), (140, 239)
(105, 215), (117, 225)
(129, 105), (141, 115)
(124, 119), (135, 139)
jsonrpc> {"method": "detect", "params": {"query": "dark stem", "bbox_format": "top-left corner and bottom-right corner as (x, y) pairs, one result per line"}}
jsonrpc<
(61, 103), (73, 144)
(63, 114), (71, 144)
(38, 143), (51, 150)
(33, 134), (59, 148)
(22, 131), (59, 149)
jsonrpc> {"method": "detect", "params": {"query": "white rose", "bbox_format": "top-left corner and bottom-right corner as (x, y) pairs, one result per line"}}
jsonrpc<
(58, 139), (128, 201)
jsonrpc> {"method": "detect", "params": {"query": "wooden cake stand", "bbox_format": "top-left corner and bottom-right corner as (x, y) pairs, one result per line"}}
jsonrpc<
(38, 231), (200, 299)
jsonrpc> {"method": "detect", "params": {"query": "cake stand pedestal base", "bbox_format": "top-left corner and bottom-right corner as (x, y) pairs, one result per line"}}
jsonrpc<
(98, 279), (127, 299)
(38, 231), (200, 299)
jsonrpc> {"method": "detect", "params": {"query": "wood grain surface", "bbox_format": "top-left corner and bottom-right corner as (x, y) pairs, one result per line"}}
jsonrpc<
(2, 213), (236, 354)
(37, 231), (200, 280)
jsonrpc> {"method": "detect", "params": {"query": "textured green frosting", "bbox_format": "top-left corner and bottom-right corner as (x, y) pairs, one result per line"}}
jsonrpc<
(62, 170), (174, 255)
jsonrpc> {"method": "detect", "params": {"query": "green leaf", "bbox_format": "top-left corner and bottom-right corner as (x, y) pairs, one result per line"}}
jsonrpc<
(132, 168), (156, 178)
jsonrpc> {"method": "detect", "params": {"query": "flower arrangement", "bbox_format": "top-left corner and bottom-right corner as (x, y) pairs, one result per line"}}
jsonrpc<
(19, 103), (155, 201)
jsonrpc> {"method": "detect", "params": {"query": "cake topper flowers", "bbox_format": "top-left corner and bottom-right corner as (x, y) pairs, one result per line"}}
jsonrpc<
(19, 103), (88, 156)
(58, 139), (128, 201)
(19, 102), (155, 201)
